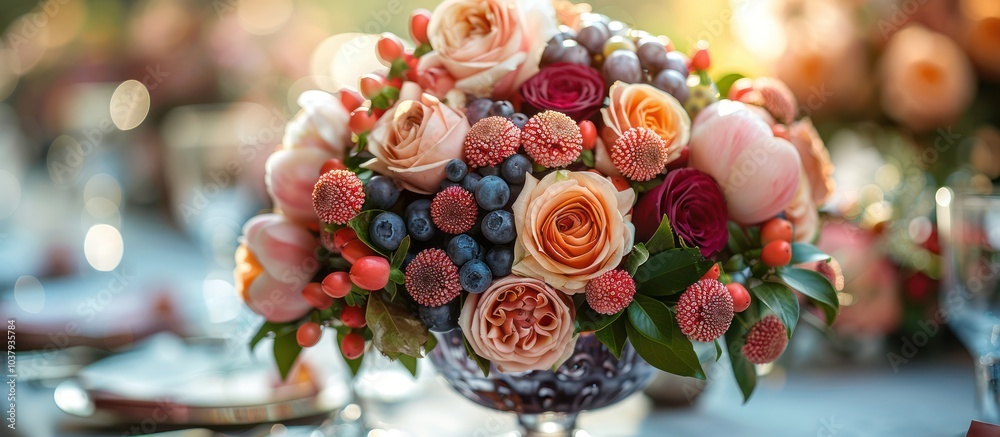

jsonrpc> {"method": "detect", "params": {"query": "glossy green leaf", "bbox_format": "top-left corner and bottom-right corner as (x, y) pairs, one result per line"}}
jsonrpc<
(750, 282), (800, 338)
(273, 329), (302, 381)
(789, 243), (830, 264)
(595, 318), (627, 359)
(398, 354), (418, 377)
(644, 215), (676, 254)
(727, 221), (752, 254)
(366, 291), (430, 358)
(714, 339), (723, 362)
(463, 334), (491, 377)
(576, 304), (622, 334)
(625, 321), (704, 379)
(773, 268), (838, 324)
(347, 211), (389, 257)
(626, 295), (675, 344)
(624, 243), (650, 276)
(725, 326), (757, 403)
(714, 73), (746, 98)
(391, 236), (411, 269)
(634, 248), (714, 296)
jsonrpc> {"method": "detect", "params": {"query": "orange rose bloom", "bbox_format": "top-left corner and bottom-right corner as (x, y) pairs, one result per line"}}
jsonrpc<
(511, 170), (635, 294)
(600, 82), (691, 167)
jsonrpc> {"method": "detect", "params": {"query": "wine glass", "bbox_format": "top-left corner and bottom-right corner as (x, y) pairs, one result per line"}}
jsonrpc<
(936, 187), (1000, 422)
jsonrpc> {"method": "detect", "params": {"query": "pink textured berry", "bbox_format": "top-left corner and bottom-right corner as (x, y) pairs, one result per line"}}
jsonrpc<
(676, 279), (734, 342)
(585, 270), (636, 315)
(405, 249), (462, 307)
(522, 111), (583, 168)
(312, 170), (364, 224)
(611, 127), (669, 181)
(741, 315), (787, 364)
(464, 116), (520, 168)
(431, 186), (478, 234)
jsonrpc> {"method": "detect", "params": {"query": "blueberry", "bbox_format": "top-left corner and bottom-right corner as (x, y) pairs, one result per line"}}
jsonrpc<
(440, 179), (461, 191)
(485, 244), (514, 277)
(478, 166), (500, 177)
(509, 113), (529, 130)
(365, 176), (400, 210)
(445, 159), (468, 182)
(418, 301), (459, 333)
(466, 98), (493, 125)
(461, 172), (483, 193)
(447, 234), (479, 267)
(406, 209), (435, 241)
(501, 154), (532, 184)
(489, 101), (515, 118)
(369, 211), (406, 251)
(405, 199), (431, 217)
(475, 175), (510, 211)
(482, 210), (515, 244)
(460, 260), (493, 293)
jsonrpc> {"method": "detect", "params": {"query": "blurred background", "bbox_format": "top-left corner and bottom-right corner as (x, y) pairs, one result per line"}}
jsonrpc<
(1, 0), (998, 435)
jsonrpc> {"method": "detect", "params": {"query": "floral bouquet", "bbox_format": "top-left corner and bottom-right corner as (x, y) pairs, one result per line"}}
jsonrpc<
(236, 0), (842, 404)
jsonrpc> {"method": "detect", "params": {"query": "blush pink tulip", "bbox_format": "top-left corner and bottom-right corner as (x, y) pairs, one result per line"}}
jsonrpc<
(236, 214), (318, 322)
(688, 100), (801, 225)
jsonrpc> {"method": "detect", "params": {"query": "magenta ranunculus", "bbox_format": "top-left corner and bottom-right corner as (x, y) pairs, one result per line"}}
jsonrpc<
(633, 168), (728, 257)
(521, 62), (606, 120)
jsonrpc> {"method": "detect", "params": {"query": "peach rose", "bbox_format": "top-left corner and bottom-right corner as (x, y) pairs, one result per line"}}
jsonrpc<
(600, 82), (690, 167)
(511, 170), (635, 293)
(424, 0), (558, 98)
(688, 100), (800, 225)
(235, 214), (317, 322)
(362, 83), (470, 194)
(460, 276), (577, 373)
(880, 25), (975, 132)
(788, 118), (835, 205)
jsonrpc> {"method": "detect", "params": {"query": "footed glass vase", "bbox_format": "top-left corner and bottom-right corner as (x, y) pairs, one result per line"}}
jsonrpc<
(429, 330), (655, 436)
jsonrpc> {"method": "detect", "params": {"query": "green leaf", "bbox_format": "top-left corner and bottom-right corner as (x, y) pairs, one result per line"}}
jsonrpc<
(413, 42), (433, 58)
(384, 281), (397, 299)
(634, 248), (714, 296)
(344, 284), (369, 307)
(366, 291), (430, 358)
(626, 295), (675, 344)
(723, 254), (748, 273)
(725, 326), (757, 403)
(714, 73), (745, 99)
(630, 178), (663, 194)
(644, 215), (676, 254)
(789, 243), (831, 264)
(348, 211), (389, 257)
(750, 282), (800, 338)
(772, 268), (839, 324)
(335, 326), (364, 376)
(249, 321), (281, 351)
(463, 334), (491, 377)
(714, 339), (723, 362)
(388, 58), (410, 80)
(576, 304), (622, 333)
(624, 243), (650, 276)
(382, 86), (400, 102)
(398, 354), (418, 377)
(391, 236), (411, 269)
(580, 149), (595, 167)
(273, 329), (303, 381)
(625, 320), (705, 379)
(389, 268), (405, 285)
(424, 332), (438, 354)
(727, 221), (751, 253)
(595, 318), (627, 359)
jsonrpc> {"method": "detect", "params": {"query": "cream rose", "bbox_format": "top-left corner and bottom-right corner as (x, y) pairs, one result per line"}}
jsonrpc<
(511, 170), (635, 293)
(423, 0), (558, 98)
(600, 82), (691, 167)
(363, 83), (470, 194)
(460, 276), (577, 373)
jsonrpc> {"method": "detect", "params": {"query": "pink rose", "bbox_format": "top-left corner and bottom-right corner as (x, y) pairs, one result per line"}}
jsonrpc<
(363, 83), (471, 194)
(415, 55), (457, 99)
(688, 100), (801, 225)
(460, 276), (577, 373)
(424, 0), (558, 98)
(511, 170), (635, 293)
(283, 90), (352, 156)
(787, 118), (835, 205)
(235, 214), (317, 322)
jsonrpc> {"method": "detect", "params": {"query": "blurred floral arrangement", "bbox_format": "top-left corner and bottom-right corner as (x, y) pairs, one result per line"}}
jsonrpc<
(233, 0), (842, 401)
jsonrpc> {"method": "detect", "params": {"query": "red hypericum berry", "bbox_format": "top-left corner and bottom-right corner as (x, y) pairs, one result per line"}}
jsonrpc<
(296, 322), (322, 348)
(727, 282), (751, 312)
(339, 89), (364, 112)
(350, 107), (377, 134)
(676, 279), (734, 342)
(341, 332), (365, 360)
(464, 116), (521, 168)
(701, 263), (721, 281)
(341, 239), (376, 264)
(302, 282), (333, 309)
(741, 315), (787, 364)
(322, 271), (352, 298)
(761, 240), (792, 268)
(313, 170), (364, 225)
(320, 158), (347, 175)
(522, 111), (583, 168)
(761, 218), (794, 245)
(579, 120), (597, 151)
(340, 304), (367, 329)
(612, 127), (669, 181)
(410, 9), (431, 45)
(349, 256), (391, 291)
(376, 32), (404, 64)
(359, 74), (388, 100)
(405, 248), (462, 307)
(585, 269), (636, 315)
(431, 186), (478, 234)
(610, 176), (631, 192)
(333, 227), (358, 249)
(690, 41), (710, 71)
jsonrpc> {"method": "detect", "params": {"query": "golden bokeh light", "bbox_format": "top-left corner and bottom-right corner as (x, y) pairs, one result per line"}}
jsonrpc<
(110, 80), (151, 131)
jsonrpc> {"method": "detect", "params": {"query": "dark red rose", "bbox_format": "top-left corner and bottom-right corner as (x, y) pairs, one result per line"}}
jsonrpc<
(633, 168), (728, 257)
(520, 62), (606, 121)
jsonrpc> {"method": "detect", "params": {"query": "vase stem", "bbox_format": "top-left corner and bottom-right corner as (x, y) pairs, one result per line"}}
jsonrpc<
(518, 412), (579, 437)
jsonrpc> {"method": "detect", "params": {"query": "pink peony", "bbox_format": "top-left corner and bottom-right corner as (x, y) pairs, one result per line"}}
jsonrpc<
(235, 214), (317, 322)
